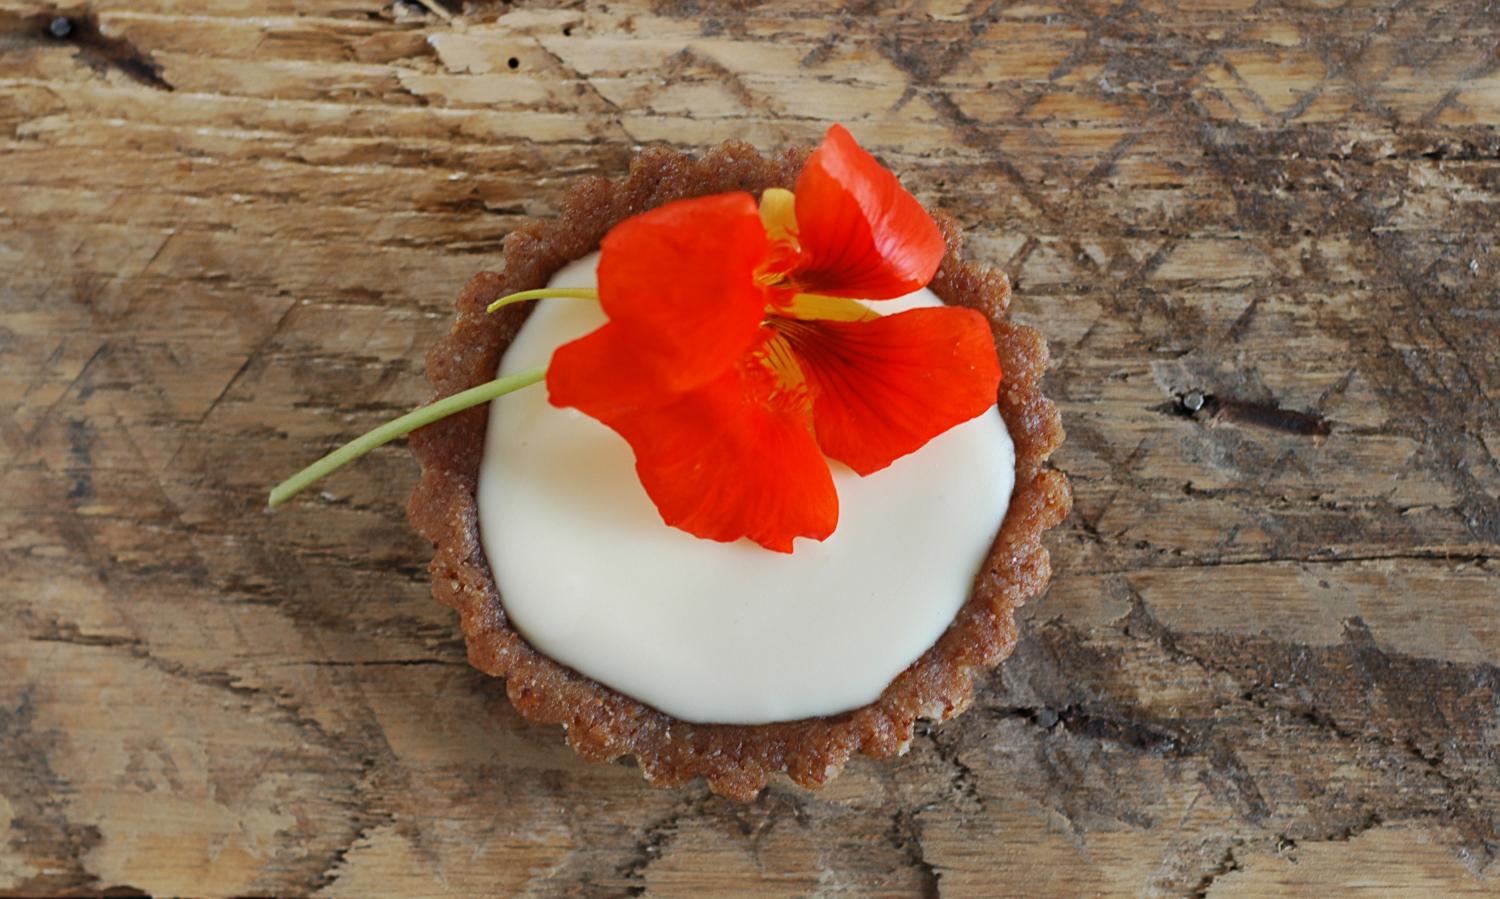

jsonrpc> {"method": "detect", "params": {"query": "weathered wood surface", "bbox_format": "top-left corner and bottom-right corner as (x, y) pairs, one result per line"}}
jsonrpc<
(2, 0), (1498, 895)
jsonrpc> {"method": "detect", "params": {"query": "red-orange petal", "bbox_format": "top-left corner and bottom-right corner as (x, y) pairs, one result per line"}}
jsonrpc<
(791, 124), (945, 300)
(598, 192), (771, 392)
(546, 321), (659, 419)
(548, 327), (838, 552)
(779, 306), (1002, 476)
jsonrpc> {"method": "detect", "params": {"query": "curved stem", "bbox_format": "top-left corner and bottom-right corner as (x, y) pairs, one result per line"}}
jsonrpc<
(268, 365), (547, 508)
(487, 287), (598, 314)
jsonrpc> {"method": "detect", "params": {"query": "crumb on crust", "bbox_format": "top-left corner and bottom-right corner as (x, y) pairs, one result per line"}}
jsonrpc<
(406, 140), (1071, 802)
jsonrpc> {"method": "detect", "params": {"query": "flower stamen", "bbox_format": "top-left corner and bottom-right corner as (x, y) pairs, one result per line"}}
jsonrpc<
(778, 293), (880, 323)
(758, 187), (799, 246)
(755, 331), (809, 402)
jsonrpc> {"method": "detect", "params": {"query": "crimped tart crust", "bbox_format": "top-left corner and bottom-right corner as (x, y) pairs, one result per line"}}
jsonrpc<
(407, 141), (1070, 802)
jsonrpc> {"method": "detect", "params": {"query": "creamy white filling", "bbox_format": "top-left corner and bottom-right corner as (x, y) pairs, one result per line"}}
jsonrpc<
(476, 253), (1015, 725)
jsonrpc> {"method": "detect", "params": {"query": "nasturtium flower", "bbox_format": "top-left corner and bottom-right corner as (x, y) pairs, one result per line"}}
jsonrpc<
(547, 125), (1002, 552)
(266, 125), (1003, 548)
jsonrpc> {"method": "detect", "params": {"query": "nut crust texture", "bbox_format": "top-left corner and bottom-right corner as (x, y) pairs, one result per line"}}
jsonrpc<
(407, 141), (1070, 801)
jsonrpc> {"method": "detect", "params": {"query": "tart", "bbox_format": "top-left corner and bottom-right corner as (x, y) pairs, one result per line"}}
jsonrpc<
(403, 137), (1069, 801)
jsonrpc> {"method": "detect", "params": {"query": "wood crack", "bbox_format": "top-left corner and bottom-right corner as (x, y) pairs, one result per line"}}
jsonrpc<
(1085, 550), (1499, 575)
(887, 809), (941, 899)
(6, 8), (174, 91)
(1160, 391), (1332, 437)
(614, 791), (709, 896)
(1188, 842), (1243, 898)
(917, 721), (985, 810)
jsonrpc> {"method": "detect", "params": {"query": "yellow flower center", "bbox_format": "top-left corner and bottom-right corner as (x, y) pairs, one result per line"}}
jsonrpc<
(756, 188), (880, 323)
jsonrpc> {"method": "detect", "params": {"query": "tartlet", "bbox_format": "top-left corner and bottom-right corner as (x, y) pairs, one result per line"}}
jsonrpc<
(407, 139), (1069, 801)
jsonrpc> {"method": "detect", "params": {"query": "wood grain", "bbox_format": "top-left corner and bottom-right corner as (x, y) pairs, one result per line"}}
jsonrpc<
(3, 0), (1498, 895)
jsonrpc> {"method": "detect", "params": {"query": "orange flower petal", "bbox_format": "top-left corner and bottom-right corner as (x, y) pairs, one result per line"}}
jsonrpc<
(549, 327), (837, 553)
(779, 306), (1002, 476)
(791, 124), (946, 300)
(598, 192), (770, 392)
(546, 321), (659, 418)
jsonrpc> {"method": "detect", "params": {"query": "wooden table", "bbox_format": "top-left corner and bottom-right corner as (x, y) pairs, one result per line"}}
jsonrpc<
(4, 1), (1498, 895)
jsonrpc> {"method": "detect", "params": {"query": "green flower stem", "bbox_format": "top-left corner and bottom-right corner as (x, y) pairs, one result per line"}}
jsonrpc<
(486, 287), (598, 314)
(268, 365), (548, 508)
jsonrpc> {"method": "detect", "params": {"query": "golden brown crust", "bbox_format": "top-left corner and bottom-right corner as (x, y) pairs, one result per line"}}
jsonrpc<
(406, 141), (1071, 802)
